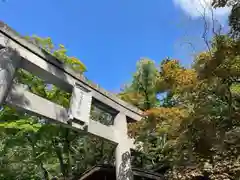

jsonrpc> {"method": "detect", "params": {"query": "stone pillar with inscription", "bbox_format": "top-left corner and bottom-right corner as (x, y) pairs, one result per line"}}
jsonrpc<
(114, 113), (133, 180)
(0, 47), (21, 105)
(68, 83), (92, 130)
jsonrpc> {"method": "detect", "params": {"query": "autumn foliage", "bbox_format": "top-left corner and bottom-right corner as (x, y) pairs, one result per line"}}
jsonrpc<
(121, 35), (240, 179)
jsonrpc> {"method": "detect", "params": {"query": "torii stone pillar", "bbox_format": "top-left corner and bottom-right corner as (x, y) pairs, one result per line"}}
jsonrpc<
(0, 21), (143, 180)
(114, 113), (133, 180)
(0, 47), (21, 104)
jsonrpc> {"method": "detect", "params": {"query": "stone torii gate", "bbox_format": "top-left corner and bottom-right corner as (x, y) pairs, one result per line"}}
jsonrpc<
(0, 21), (143, 180)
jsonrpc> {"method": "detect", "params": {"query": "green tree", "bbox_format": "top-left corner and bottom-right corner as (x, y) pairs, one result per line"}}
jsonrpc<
(0, 36), (115, 180)
(212, 0), (240, 39)
(121, 35), (240, 179)
(119, 58), (160, 111)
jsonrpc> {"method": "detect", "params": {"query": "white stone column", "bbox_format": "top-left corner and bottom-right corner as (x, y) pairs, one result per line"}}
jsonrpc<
(0, 47), (21, 105)
(114, 113), (133, 180)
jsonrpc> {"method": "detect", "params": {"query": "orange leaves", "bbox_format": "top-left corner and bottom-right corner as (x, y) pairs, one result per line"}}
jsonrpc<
(144, 107), (186, 121)
(128, 107), (187, 138)
(145, 107), (187, 134)
(126, 36), (240, 178)
(159, 59), (197, 92)
(194, 35), (240, 81)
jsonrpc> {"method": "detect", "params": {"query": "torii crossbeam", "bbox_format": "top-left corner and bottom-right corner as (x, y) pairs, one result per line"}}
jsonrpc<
(0, 21), (143, 180)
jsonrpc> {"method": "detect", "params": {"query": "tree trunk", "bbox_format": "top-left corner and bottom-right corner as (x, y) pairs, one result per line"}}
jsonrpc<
(52, 138), (66, 178)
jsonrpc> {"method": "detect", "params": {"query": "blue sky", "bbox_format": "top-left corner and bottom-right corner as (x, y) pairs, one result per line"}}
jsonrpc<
(0, 0), (230, 92)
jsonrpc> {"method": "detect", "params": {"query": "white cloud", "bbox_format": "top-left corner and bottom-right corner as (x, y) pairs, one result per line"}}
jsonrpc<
(173, 0), (231, 20)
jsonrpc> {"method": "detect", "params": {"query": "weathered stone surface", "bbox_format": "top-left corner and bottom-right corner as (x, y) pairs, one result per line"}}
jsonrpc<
(0, 21), (143, 180)
(0, 21), (143, 121)
(0, 47), (21, 104)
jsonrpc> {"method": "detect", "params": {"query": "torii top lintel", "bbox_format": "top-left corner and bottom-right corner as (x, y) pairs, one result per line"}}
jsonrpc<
(0, 21), (143, 122)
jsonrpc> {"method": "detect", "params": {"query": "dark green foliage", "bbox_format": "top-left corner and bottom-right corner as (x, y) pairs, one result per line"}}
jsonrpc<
(212, 0), (240, 39)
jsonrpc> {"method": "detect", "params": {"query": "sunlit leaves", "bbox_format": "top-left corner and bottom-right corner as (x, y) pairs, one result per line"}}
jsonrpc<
(195, 35), (240, 81)
(230, 82), (240, 95)
(122, 33), (240, 179)
(25, 36), (87, 74)
(132, 58), (160, 110)
(119, 91), (145, 109)
(0, 35), (88, 179)
(145, 107), (186, 130)
(0, 119), (41, 133)
(159, 59), (197, 93)
(120, 58), (160, 110)
(52, 44), (87, 73)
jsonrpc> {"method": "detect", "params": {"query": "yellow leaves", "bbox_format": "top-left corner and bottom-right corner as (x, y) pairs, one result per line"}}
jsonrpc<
(119, 92), (144, 109)
(161, 59), (180, 80)
(175, 69), (197, 89)
(145, 108), (187, 135)
(68, 57), (87, 73)
(24, 36), (87, 74)
(195, 51), (212, 66)
(128, 107), (187, 138)
(194, 35), (240, 81)
(144, 107), (186, 121)
(128, 120), (146, 138)
(52, 44), (87, 74)
(160, 59), (197, 92)
(26, 35), (54, 52)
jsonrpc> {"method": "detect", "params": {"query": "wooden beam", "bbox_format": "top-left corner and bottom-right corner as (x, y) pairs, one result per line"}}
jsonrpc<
(0, 21), (143, 121)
